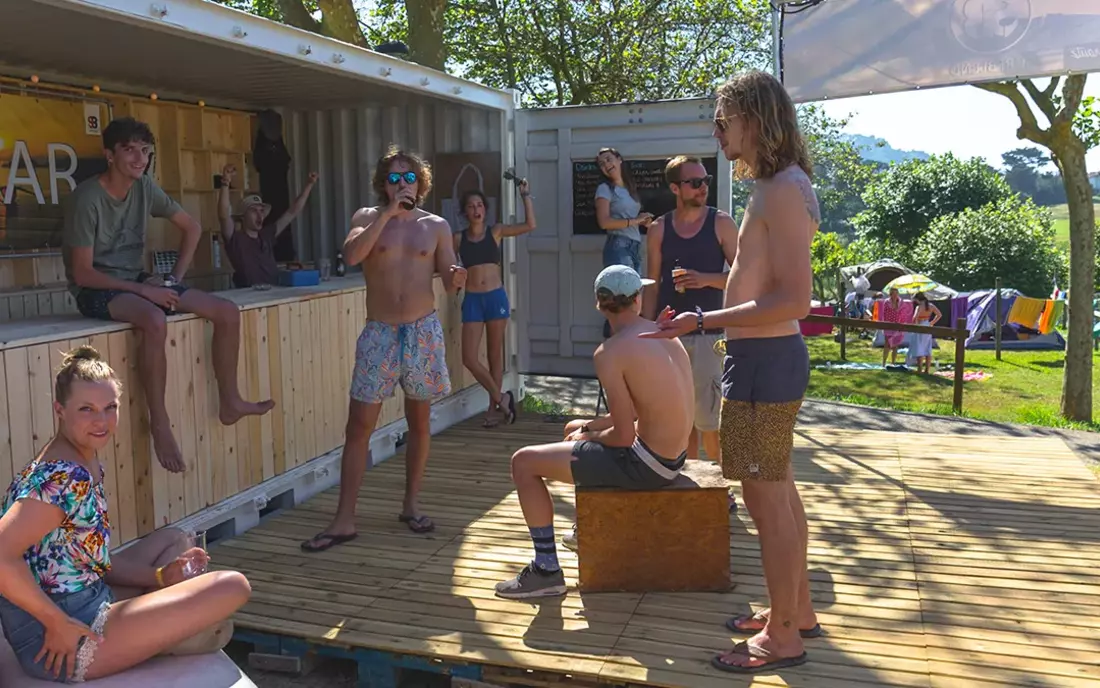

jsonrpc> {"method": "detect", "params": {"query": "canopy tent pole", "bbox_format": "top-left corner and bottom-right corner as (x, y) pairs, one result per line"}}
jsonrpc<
(771, 2), (782, 79)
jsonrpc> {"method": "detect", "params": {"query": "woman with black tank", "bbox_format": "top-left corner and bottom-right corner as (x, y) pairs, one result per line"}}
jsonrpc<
(454, 180), (537, 427)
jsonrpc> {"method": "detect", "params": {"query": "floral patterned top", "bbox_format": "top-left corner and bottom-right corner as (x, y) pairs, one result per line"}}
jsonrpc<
(1, 458), (112, 595)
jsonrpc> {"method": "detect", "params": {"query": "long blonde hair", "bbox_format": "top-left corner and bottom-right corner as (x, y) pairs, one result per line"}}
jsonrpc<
(715, 70), (812, 181)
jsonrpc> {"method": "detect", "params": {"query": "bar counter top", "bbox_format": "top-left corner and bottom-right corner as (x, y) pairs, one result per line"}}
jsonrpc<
(0, 276), (366, 351)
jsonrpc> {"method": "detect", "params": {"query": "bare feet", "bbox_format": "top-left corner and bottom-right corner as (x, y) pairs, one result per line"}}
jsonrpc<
(151, 422), (185, 473)
(219, 397), (276, 425)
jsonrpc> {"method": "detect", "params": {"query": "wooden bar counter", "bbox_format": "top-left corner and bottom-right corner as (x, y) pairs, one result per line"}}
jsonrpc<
(0, 276), (489, 547)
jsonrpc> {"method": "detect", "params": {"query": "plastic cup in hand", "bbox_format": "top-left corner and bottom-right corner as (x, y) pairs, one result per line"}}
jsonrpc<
(181, 530), (208, 579)
(672, 267), (687, 293)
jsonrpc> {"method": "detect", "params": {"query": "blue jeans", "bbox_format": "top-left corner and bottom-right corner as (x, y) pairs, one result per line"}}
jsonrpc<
(0, 580), (114, 683)
(602, 235), (641, 273)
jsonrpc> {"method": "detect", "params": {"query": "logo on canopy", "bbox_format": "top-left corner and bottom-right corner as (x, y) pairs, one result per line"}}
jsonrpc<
(950, 0), (1032, 54)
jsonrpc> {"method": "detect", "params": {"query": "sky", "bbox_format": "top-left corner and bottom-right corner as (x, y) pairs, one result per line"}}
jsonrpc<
(817, 80), (1100, 173)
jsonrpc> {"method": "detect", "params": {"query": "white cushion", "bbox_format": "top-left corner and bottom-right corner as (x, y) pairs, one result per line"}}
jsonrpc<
(1, 619), (256, 688)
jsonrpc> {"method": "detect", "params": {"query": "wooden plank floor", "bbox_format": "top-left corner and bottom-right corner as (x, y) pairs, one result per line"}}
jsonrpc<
(209, 414), (1100, 687)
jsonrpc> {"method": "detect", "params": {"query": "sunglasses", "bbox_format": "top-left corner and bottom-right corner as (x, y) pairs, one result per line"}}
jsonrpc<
(387, 171), (418, 185)
(679, 175), (713, 189)
(713, 113), (739, 132)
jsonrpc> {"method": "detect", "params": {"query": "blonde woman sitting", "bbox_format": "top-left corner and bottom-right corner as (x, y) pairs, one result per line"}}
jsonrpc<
(0, 346), (251, 683)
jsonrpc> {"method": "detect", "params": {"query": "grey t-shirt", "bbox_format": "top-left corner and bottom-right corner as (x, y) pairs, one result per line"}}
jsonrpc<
(63, 175), (183, 294)
(595, 182), (642, 243)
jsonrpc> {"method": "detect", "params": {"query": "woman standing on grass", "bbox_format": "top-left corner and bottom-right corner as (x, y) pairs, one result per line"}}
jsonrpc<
(909, 292), (941, 374)
(0, 346), (251, 683)
(879, 287), (908, 367)
(454, 181), (537, 427)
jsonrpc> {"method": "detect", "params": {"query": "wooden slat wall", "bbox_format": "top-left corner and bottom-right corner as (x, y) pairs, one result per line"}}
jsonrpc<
(0, 282), (492, 546)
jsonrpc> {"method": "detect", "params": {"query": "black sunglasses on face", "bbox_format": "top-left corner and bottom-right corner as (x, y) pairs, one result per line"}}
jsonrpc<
(680, 175), (713, 189)
(387, 171), (417, 185)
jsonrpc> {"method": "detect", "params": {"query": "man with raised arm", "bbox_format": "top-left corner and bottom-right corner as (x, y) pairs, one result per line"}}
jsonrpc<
(63, 117), (274, 474)
(301, 146), (466, 551)
(642, 70), (821, 673)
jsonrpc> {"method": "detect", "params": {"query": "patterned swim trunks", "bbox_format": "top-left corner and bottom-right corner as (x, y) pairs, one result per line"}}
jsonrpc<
(719, 333), (808, 482)
(351, 311), (452, 404)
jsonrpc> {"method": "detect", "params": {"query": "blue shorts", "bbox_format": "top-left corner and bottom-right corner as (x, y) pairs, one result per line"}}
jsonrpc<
(0, 580), (114, 683)
(350, 311), (452, 404)
(602, 235), (642, 273)
(461, 287), (510, 323)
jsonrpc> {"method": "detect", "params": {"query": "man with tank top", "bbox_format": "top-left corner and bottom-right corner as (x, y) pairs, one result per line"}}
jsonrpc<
(643, 156), (738, 464)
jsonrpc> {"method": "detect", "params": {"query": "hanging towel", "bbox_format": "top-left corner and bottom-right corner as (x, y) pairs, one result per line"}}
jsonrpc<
(1038, 299), (1064, 335)
(1006, 296), (1046, 329)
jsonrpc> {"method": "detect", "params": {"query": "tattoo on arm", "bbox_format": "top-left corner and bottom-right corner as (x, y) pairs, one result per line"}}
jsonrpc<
(794, 173), (821, 226)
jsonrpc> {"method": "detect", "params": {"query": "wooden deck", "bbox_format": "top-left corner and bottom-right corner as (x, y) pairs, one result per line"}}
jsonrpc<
(209, 414), (1100, 687)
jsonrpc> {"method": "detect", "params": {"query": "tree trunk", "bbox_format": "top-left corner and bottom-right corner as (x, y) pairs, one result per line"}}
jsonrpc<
(317, 0), (367, 46)
(1057, 142), (1095, 422)
(405, 0), (448, 70)
(276, 0), (321, 33)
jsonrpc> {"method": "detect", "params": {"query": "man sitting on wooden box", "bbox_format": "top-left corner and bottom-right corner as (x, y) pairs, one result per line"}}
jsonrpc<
(216, 163), (318, 288)
(494, 265), (695, 600)
(62, 117), (275, 475)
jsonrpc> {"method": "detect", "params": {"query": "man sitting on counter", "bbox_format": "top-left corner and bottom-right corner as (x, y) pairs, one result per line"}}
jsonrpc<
(217, 163), (318, 288)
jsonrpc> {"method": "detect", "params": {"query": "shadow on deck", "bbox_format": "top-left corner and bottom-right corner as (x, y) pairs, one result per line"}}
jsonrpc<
(210, 414), (1100, 688)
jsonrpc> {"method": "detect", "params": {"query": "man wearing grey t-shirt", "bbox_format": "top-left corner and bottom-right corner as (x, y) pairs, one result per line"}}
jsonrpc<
(63, 117), (274, 473)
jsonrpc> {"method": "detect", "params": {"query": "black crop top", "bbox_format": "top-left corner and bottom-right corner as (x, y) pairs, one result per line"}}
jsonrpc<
(459, 229), (501, 268)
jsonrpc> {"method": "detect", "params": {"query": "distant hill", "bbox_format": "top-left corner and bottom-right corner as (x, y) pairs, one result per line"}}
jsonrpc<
(845, 134), (931, 165)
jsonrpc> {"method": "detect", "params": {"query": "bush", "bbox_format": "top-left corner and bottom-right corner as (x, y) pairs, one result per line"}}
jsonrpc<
(852, 153), (1014, 248)
(912, 197), (1065, 297)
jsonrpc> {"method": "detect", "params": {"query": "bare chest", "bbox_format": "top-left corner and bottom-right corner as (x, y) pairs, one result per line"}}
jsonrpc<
(369, 223), (436, 267)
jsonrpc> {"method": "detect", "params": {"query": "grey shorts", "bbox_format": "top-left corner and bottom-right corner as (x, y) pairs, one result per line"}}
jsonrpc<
(0, 579), (113, 683)
(570, 437), (686, 490)
(680, 332), (723, 432)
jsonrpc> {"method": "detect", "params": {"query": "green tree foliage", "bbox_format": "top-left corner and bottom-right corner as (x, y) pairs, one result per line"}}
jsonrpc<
(810, 231), (848, 303)
(364, 0), (771, 105)
(911, 197), (1064, 298)
(1001, 147), (1066, 206)
(852, 153), (1014, 249)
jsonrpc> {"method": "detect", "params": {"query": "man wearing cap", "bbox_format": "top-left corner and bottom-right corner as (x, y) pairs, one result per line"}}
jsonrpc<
(494, 265), (695, 599)
(217, 164), (318, 288)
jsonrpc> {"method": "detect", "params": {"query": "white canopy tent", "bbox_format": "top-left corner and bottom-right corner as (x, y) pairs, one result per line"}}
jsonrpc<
(775, 0), (1100, 103)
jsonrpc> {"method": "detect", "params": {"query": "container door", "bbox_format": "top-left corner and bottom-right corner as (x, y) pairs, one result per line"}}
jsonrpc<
(513, 98), (730, 378)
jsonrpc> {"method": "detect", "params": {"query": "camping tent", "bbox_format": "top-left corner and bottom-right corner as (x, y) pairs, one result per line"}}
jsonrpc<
(964, 289), (1065, 350)
(840, 259), (915, 293)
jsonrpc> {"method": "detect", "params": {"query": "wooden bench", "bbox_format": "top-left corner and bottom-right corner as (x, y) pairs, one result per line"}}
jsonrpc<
(575, 459), (731, 593)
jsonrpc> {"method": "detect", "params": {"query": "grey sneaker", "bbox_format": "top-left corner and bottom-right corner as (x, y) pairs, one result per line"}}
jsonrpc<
(562, 524), (577, 552)
(495, 564), (567, 599)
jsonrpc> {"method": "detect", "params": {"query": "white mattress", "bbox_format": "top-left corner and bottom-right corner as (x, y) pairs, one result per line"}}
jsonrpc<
(0, 621), (257, 688)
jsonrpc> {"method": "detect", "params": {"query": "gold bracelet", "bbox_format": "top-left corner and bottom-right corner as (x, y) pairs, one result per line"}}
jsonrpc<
(155, 566), (165, 588)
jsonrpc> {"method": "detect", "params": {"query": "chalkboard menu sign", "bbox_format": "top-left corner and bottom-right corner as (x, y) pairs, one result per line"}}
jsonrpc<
(572, 156), (720, 236)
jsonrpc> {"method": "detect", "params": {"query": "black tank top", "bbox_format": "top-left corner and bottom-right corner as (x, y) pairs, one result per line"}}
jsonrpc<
(459, 229), (501, 268)
(657, 207), (724, 333)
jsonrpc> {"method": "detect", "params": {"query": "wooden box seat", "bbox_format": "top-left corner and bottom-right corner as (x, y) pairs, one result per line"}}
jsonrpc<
(575, 459), (732, 593)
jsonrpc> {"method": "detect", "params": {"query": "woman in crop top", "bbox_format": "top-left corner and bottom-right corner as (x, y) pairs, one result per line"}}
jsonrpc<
(0, 346), (251, 683)
(453, 180), (537, 427)
(594, 148), (653, 273)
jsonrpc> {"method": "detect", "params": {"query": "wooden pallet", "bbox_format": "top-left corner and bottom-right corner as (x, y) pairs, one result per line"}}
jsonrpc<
(213, 414), (1100, 687)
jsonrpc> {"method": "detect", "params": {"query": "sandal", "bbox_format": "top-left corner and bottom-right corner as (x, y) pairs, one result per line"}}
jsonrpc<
(300, 531), (358, 552)
(726, 612), (823, 638)
(711, 640), (808, 675)
(502, 391), (517, 424)
(398, 513), (436, 533)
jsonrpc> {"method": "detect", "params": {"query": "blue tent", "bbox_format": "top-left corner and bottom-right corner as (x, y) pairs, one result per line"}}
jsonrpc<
(964, 289), (1065, 351)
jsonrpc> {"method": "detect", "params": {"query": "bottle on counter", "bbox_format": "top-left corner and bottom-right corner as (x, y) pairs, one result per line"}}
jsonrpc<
(335, 252), (346, 277)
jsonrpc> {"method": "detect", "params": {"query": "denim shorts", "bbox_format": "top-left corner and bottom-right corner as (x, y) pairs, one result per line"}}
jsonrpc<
(602, 235), (641, 273)
(0, 580), (114, 683)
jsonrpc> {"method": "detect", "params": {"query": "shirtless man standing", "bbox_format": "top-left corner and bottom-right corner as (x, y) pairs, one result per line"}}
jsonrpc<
(300, 147), (466, 551)
(643, 70), (820, 673)
(494, 265), (694, 599)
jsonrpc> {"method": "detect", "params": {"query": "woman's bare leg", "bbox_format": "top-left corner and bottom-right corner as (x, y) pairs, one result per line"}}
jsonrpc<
(461, 322), (502, 425)
(486, 318), (508, 400)
(82, 571), (251, 681)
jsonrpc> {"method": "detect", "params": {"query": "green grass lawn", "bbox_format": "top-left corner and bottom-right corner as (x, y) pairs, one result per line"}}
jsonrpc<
(805, 334), (1100, 432)
(1050, 202), (1100, 253)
